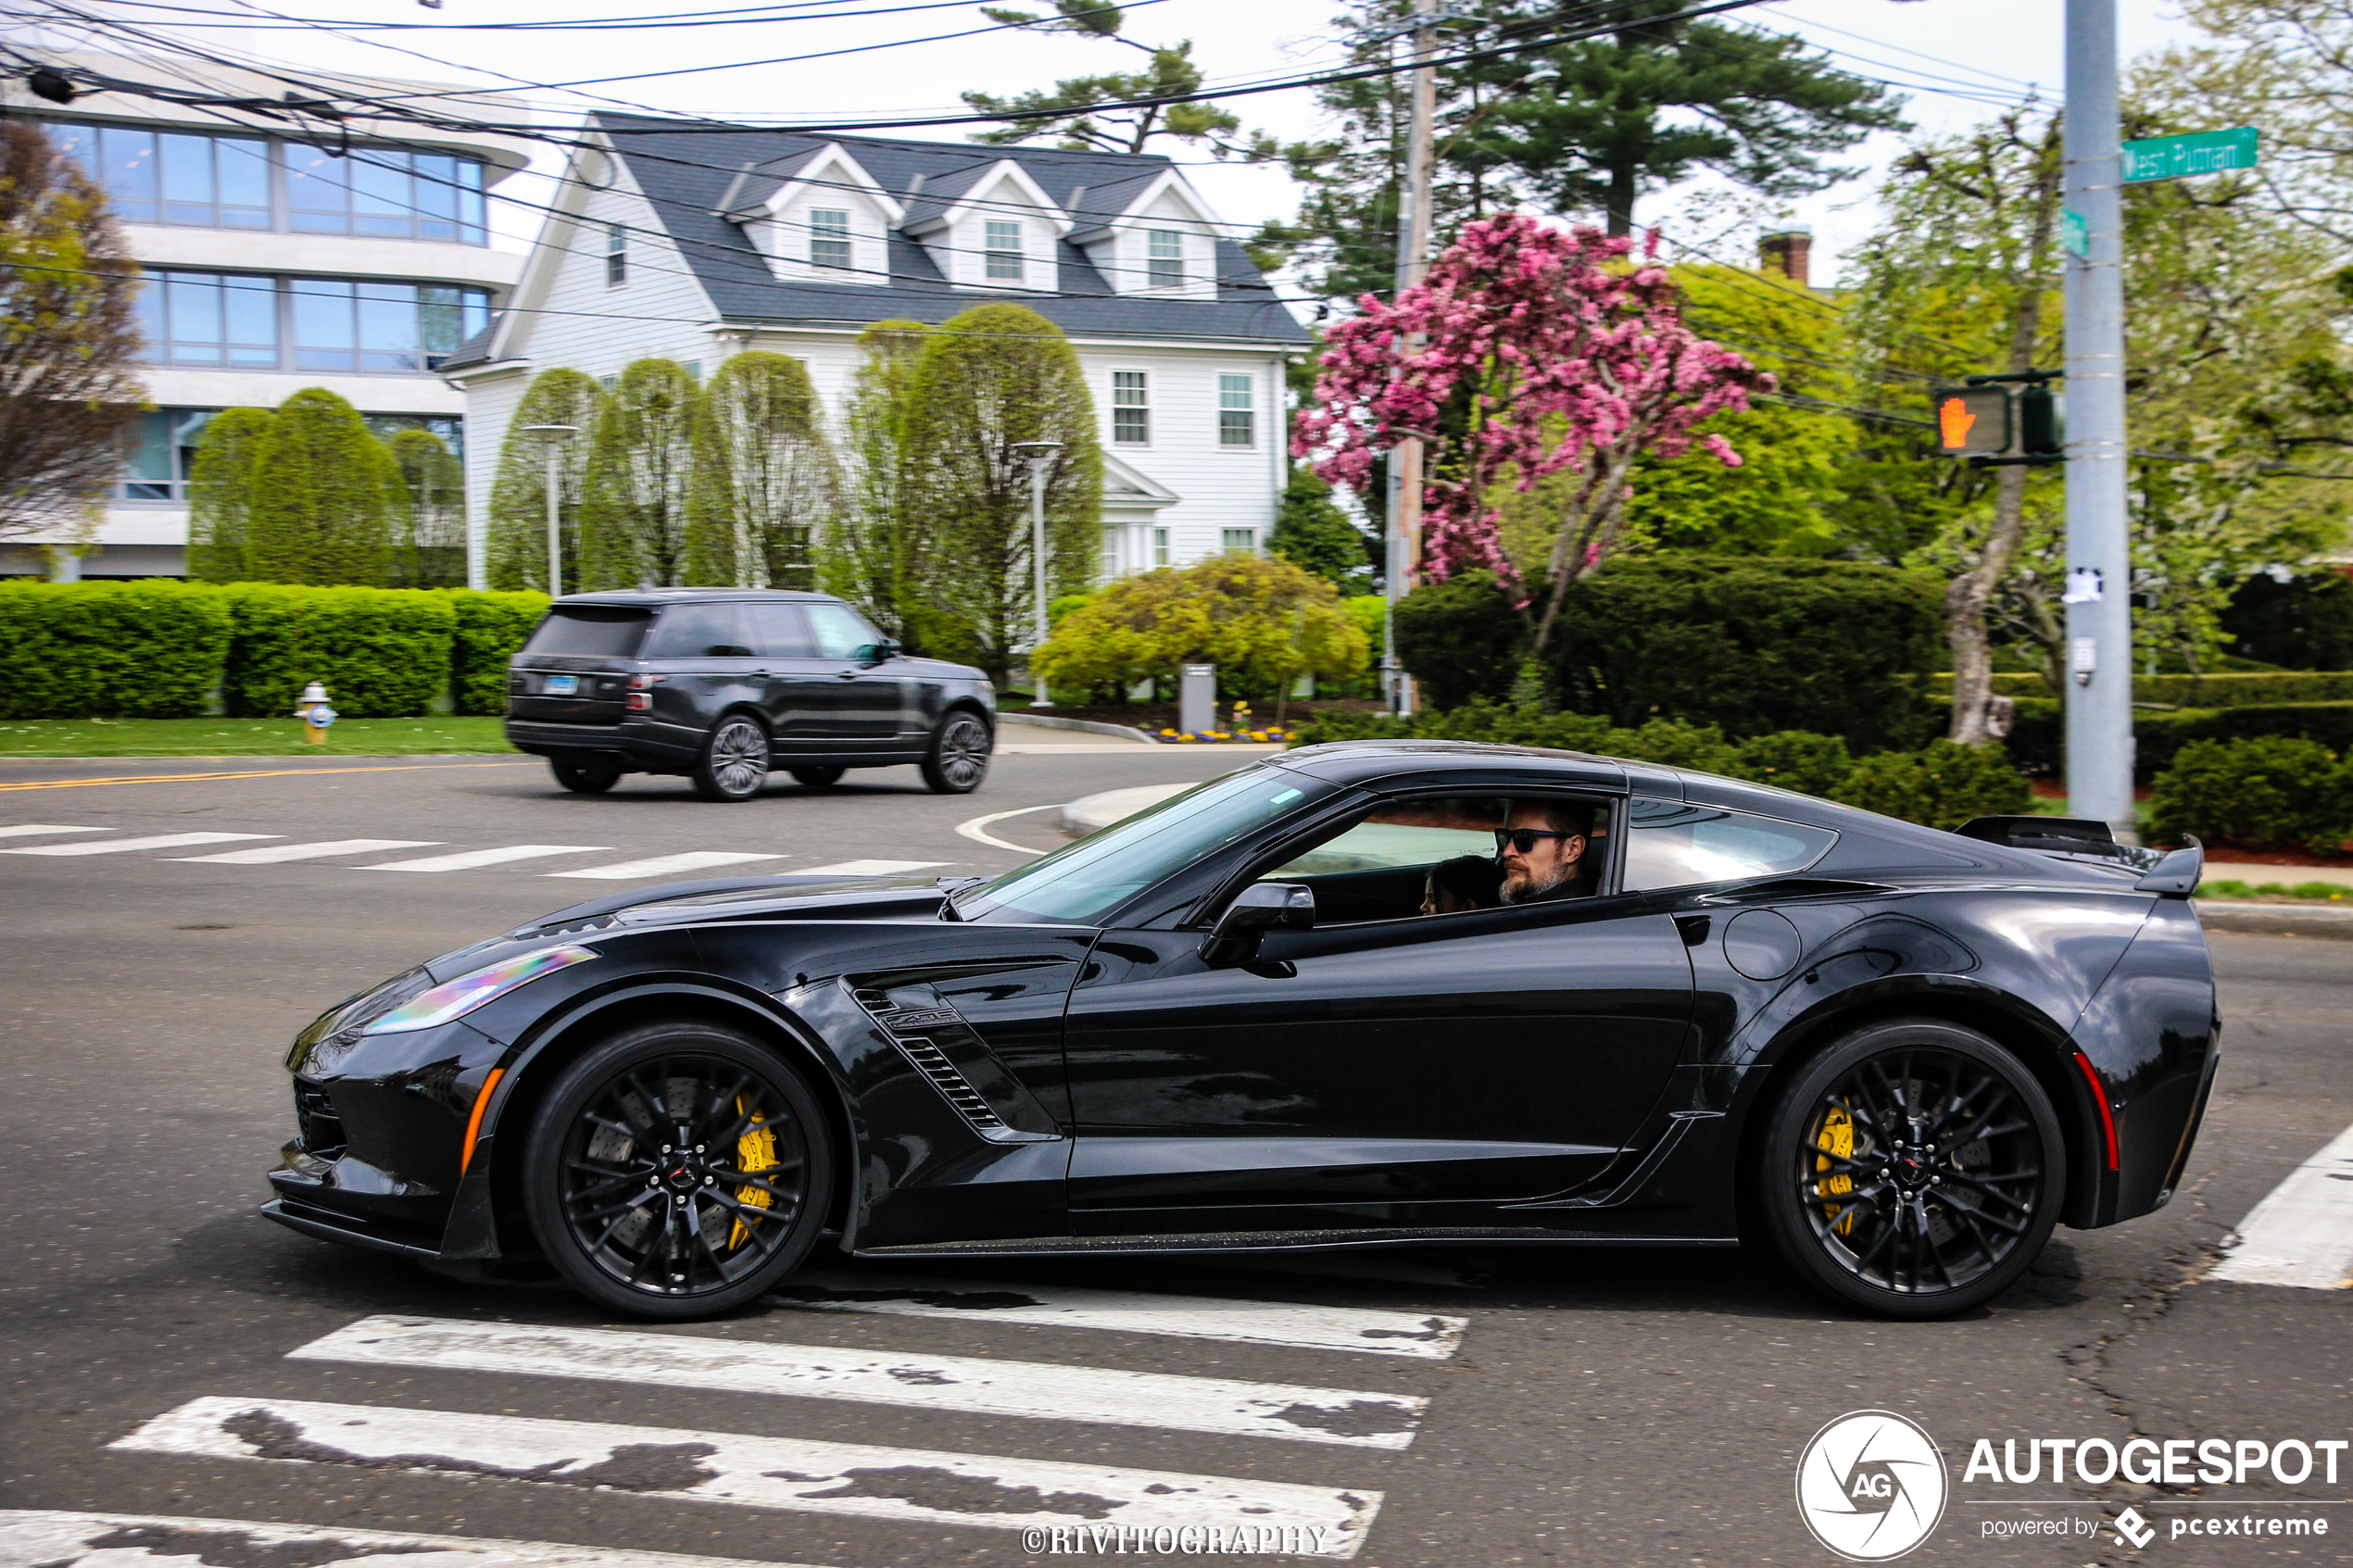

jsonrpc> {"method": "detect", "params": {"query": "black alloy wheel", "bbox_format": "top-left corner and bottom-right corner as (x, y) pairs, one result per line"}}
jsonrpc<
(549, 758), (622, 794)
(921, 711), (991, 795)
(1757, 1019), (2064, 1318)
(522, 1022), (833, 1319)
(789, 766), (845, 788)
(692, 715), (771, 802)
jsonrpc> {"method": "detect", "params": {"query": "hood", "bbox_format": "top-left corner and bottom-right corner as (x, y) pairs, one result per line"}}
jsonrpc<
(523, 872), (956, 936)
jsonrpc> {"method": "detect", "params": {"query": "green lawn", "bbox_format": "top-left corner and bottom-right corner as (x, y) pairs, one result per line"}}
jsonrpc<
(0, 716), (518, 757)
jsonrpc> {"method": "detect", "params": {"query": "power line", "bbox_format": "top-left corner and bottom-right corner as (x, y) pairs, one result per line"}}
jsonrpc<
(77, 0), (1050, 32)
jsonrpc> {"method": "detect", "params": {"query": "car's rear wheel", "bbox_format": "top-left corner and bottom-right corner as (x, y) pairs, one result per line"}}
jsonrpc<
(692, 715), (770, 802)
(920, 711), (991, 795)
(1757, 1019), (2063, 1319)
(522, 1022), (833, 1319)
(549, 757), (622, 794)
(789, 766), (845, 788)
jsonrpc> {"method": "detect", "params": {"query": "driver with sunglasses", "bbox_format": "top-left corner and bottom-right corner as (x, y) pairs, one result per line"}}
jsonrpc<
(1495, 799), (1595, 904)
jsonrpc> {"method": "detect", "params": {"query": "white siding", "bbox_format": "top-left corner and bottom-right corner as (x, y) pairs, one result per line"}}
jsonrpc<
(757, 157), (892, 286)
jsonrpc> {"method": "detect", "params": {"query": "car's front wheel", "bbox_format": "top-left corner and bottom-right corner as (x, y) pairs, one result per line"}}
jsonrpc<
(522, 1022), (834, 1319)
(1757, 1019), (2064, 1318)
(691, 715), (771, 802)
(920, 711), (991, 794)
(549, 758), (622, 794)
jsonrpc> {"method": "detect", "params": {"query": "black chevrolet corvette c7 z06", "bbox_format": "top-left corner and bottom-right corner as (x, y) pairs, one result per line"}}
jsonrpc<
(266, 741), (2219, 1320)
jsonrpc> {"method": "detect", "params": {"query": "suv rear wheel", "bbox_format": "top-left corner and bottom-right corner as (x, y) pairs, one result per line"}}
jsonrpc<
(549, 757), (623, 794)
(692, 715), (771, 802)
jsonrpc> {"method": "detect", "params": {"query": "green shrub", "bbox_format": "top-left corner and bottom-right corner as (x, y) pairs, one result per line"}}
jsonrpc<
(1731, 729), (1855, 797)
(245, 388), (403, 585)
(1035, 556), (1367, 703)
(1390, 571), (1528, 710)
(1931, 670), (2353, 706)
(2135, 703), (2353, 777)
(1543, 557), (1942, 749)
(2149, 736), (2352, 854)
(0, 581), (232, 719)
(447, 589), (548, 715)
(222, 585), (457, 718)
(1832, 739), (2032, 831)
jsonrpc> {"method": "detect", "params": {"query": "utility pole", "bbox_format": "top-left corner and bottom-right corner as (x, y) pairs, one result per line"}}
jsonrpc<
(1381, 0), (1439, 717)
(1012, 440), (1064, 709)
(2062, 0), (2136, 841)
(521, 424), (578, 597)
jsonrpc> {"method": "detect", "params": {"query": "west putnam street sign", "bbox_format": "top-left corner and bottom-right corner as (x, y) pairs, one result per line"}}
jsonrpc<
(2120, 127), (2259, 183)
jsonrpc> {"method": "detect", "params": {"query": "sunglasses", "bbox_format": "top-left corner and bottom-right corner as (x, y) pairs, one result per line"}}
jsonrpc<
(1494, 828), (1581, 854)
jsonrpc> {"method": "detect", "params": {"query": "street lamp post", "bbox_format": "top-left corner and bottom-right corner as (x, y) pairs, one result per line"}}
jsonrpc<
(521, 424), (578, 596)
(1010, 440), (1064, 709)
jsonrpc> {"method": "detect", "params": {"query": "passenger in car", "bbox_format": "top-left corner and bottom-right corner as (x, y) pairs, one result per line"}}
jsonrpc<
(1497, 800), (1595, 903)
(1421, 854), (1503, 915)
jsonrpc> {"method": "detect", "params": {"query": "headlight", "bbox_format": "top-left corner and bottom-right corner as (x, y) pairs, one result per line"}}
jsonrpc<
(364, 945), (599, 1035)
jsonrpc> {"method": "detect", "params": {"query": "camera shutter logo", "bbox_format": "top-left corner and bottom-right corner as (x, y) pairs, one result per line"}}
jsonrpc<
(1795, 1410), (1949, 1561)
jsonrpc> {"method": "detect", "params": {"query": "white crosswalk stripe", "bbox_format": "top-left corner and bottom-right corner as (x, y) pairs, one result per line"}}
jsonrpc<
(547, 851), (786, 880)
(111, 1397), (1379, 1555)
(3, 832), (279, 857)
(292, 1315), (1426, 1449)
(0, 1512), (834, 1568)
(770, 1271), (1467, 1360)
(361, 845), (609, 872)
(170, 838), (442, 864)
(0, 824), (106, 840)
(2211, 1118), (2353, 1289)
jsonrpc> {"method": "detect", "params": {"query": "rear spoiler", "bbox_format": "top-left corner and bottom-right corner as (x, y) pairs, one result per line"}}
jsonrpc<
(1955, 816), (2203, 896)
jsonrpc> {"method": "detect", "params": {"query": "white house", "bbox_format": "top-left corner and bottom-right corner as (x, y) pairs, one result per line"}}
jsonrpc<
(0, 51), (530, 580)
(438, 117), (1311, 586)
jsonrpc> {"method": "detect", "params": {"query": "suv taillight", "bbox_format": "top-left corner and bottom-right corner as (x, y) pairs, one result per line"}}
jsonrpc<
(626, 672), (661, 711)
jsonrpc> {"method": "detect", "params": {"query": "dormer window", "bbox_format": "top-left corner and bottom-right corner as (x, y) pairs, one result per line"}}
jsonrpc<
(809, 208), (851, 270)
(1147, 229), (1183, 289)
(986, 220), (1026, 282)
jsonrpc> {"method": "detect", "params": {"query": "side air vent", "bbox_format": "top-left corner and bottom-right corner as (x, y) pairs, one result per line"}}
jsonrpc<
(892, 1036), (1007, 1130)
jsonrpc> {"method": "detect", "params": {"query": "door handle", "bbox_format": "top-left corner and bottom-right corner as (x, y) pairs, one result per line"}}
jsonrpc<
(837, 670), (860, 680)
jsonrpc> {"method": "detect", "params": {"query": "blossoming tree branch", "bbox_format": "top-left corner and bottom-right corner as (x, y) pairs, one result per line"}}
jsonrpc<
(1294, 214), (1774, 651)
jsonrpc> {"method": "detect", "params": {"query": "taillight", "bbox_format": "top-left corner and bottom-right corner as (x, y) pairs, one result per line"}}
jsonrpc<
(626, 672), (661, 711)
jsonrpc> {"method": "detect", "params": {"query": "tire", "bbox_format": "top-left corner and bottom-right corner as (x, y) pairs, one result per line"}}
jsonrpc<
(920, 710), (992, 795)
(549, 758), (622, 795)
(1755, 1018), (2065, 1319)
(691, 714), (771, 802)
(789, 766), (845, 788)
(522, 1021), (834, 1319)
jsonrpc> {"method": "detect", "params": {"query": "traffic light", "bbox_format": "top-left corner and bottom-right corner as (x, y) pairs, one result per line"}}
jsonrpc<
(1931, 385), (2012, 457)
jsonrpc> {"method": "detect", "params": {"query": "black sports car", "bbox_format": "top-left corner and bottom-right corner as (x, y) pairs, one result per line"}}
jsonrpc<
(266, 741), (2218, 1320)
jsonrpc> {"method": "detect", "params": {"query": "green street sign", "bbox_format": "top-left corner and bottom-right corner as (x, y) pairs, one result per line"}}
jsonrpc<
(2120, 126), (2259, 183)
(2061, 208), (2088, 259)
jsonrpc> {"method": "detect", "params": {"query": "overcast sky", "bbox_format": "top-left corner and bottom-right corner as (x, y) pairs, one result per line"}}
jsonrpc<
(45, 0), (2213, 285)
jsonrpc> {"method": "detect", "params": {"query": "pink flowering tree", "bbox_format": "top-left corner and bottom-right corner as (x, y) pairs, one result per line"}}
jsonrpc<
(1294, 214), (1773, 651)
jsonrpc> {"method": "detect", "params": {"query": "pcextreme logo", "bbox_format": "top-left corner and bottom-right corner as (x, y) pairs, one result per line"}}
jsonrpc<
(1796, 1410), (1951, 1562)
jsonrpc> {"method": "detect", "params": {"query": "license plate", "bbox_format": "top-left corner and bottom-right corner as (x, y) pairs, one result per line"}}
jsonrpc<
(543, 674), (579, 696)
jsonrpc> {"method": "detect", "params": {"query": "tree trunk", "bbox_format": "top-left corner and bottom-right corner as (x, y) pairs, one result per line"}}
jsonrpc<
(1604, 160), (1637, 238)
(1946, 461), (2029, 744)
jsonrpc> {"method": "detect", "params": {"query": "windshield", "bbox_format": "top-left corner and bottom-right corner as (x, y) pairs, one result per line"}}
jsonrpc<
(952, 766), (1338, 926)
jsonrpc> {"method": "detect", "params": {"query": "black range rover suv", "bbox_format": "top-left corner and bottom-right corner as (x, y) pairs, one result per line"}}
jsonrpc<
(503, 589), (997, 801)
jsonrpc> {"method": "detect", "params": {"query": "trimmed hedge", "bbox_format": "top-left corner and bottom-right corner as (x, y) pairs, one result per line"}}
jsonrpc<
(222, 584), (458, 719)
(1931, 670), (2353, 707)
(1990, 697), (2353, 781)
(0, 581), (233, 719)
(2149, 736), (2351, 854)
(1831, 739), (2032, 832)
(448, 589), (549, 715)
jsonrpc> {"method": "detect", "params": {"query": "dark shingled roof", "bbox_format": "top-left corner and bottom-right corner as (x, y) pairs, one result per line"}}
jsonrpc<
(446, 115), (1309, 370)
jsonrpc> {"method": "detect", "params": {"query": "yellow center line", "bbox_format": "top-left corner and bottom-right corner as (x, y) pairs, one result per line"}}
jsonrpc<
(0, 760), (535, 792)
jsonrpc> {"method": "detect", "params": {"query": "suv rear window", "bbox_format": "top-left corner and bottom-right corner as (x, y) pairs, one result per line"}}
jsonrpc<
(523, 607), (652, 658)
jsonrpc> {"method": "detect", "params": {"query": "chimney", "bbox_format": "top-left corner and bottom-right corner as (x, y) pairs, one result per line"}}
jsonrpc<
(1759, 227), (1813, 287)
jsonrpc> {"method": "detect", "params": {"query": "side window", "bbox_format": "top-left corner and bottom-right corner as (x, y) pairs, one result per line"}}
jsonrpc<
(1253, 796), (1613, 924)
(745, 601), (812, 659)
(644, 602), (753, 659)
(1620, 799), (1837, 891)
(806, 601), (883, 659)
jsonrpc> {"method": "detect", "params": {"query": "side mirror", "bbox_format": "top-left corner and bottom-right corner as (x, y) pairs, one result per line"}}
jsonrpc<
(861, 639), (901, 667)
(1202, 882), (1315, 966)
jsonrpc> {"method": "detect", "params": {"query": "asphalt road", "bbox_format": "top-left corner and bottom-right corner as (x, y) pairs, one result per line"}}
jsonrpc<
(0, 746), (2347, 1568)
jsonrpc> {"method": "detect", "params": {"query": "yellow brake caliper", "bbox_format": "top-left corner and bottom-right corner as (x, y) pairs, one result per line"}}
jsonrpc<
(1817, 1103), (1856, 1236)
(729, 1095), (778, 1252)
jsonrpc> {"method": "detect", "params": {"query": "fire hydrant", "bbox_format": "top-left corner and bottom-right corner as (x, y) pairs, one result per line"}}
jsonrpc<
(294, 681), (337, 746)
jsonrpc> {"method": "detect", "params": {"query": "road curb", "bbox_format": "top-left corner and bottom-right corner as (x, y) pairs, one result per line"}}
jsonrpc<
(2196, 901), (2353, 940)
(998, 712), (1161, 744)
(1063, 782), (1202, 836)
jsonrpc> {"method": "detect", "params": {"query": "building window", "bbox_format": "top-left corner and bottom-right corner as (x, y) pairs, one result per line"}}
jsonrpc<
(1112, 370), (1149, 445)
(133, 271), (280, 367)
(286, 143), (487, 243)
(1147, 228), (1183, 289)
(809, 207), (852, 270)
(607, 223), (628, 287)
(1218, 373), (1256, 446)
(600, 374), (619, 392)
(116, 408), (460, 502)
(683, 360), (702, 383)
(43, 122), (271, 231)
(1222, 528), (1257, 556)
(289, 279), (492, 372)
(1151, 526), (1169, 567)
(985, 220), (1025, 282)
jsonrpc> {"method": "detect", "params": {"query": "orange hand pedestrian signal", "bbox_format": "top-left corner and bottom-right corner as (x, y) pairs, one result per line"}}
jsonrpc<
(1930, 384), (2011, 456)
(1938, 396), (1975, 448)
